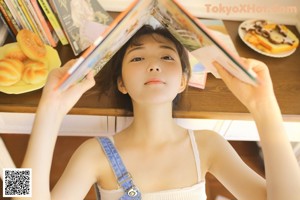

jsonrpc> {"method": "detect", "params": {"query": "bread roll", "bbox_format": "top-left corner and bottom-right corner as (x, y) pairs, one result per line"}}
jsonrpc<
(0, 59), (24, 86)
(3, 44), (28, 62)
(16, 29), (47, 62)
(22, 61), (48, 84)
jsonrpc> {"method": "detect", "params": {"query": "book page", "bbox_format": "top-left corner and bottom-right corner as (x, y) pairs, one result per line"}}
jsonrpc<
(153, 0), (257, 85)
(59, 0), (155, 90)
(188, 19), (238, 89)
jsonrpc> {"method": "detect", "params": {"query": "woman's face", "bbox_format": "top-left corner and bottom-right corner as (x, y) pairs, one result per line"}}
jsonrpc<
(118, 34), (187, 106)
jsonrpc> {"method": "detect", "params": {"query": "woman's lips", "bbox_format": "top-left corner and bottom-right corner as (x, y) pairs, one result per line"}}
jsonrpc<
(144, 78), (165, 85)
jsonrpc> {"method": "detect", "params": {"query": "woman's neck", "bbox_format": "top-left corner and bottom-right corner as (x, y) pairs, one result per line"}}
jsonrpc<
(123, 102), (184, 144)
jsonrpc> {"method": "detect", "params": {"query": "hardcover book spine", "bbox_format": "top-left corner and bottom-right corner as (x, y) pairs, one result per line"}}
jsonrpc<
(2, 0), (24, 30)
(37, 0), (68, 45)
(12, 0), (34, 30)
(30, 0), (58, 47)
(0, 12), (15, 39)
(17, 0), (39, 33)
(0, 12), (8, 45)
(22, 0), (50, 45)
(0, 0), (19, 35)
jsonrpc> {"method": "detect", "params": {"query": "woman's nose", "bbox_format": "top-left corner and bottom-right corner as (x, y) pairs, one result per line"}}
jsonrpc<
(148, 66), (161, 72)
(147, 61), (161, 72)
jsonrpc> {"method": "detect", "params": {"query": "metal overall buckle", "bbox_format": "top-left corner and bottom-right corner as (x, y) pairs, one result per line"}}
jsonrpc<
(127, 187), (139, 197)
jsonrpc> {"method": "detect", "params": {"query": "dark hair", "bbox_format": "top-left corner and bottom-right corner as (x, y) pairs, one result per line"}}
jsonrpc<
(95, 25), (190, 113)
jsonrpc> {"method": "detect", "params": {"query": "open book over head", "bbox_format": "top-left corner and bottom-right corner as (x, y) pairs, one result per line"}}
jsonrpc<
(56, 0), (258, 91)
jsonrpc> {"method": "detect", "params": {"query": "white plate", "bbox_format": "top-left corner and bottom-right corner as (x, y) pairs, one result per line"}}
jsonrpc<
(238, 19), (297, 58)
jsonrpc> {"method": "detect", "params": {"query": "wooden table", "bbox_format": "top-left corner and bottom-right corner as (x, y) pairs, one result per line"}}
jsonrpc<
(0, 21), (299, 121)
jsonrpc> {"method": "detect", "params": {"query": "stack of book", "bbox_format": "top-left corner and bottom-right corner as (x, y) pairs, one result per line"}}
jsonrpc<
(0, 0), (112, 55)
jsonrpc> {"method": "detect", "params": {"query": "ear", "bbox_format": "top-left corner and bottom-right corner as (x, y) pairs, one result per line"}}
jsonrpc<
(117, 77), (128, 94)
(178, 73), (188, 93)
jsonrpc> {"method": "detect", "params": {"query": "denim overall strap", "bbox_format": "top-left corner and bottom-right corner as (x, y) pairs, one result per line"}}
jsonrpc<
(98, 137), (141, 200)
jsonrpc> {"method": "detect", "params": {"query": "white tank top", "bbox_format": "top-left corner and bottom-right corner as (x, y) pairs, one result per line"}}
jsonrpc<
(97, 130), (207, 200)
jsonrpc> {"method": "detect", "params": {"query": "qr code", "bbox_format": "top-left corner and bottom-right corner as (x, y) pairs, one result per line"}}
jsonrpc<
(2, 168), (32, 197)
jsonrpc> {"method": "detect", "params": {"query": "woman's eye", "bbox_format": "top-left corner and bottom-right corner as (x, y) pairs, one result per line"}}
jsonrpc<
(130, 57), (144, 62)
(162, 56), (174, 60)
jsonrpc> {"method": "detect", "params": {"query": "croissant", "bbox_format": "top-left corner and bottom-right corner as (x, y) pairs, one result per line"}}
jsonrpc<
(22, 61), (48, 84)
(0, 59), (24, 86)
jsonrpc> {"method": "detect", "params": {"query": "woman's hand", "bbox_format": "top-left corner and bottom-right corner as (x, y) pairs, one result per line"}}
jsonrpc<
(213, 58), (277, 112)
(39, 59), (95, 116)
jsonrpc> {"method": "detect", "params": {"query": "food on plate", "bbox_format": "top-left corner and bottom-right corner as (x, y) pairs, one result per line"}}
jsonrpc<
(0, 29), (50, 87)
(0, 29), (61, 94)
(3, 44), (28, 62)
(22, 61), (48, 84)
(0, 58), (24, 86)
(241, 20), (299, 54)
(16, 29), (47, 62)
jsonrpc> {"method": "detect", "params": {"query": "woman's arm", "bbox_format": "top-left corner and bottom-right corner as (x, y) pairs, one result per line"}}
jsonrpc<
(214, 59), (300, 200)
(13, 61), (95, 200)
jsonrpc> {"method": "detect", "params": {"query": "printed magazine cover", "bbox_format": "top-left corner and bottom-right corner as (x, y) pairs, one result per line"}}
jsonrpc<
(52, 0), (113, 55)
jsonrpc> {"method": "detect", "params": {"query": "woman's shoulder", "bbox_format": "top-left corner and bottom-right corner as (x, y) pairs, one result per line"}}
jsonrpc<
(70, 138), (111, 172)
(76, 137), (111, 163)
(192, 130), (231, 170)
(193, 129), (230, 152)
(70, 138), (106, 169)
(193, 129), (226, 144)
(74, 137), (118, 183)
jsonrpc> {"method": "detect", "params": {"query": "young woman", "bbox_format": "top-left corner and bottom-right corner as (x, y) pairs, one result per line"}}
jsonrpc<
(15, 25), (300, 200)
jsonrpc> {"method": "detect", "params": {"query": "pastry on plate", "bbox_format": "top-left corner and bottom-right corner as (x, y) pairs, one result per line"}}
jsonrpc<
(241, 20), (299, 54)
(0, 58), (24, 86)
(16, 29), (47, 63)
(22, 61), (48, 84)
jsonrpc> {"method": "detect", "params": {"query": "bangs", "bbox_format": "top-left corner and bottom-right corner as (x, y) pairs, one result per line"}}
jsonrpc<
(128, 33), (175, 48)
